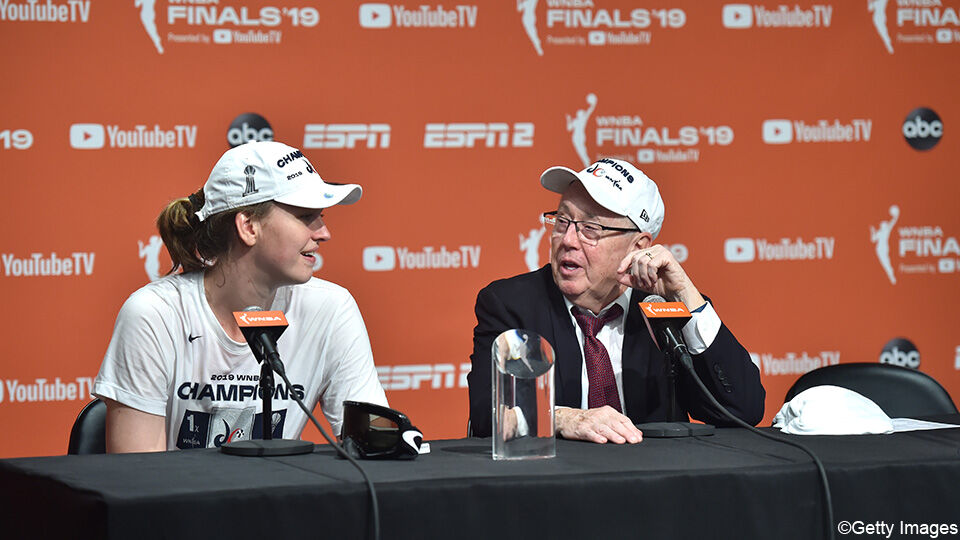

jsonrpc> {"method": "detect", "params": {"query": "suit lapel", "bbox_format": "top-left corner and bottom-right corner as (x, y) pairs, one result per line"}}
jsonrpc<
(621, 289), (654, 420)
(542, 267), (583, 409)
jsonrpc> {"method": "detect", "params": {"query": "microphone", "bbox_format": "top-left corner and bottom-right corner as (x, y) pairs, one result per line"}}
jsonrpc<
(639, 295), (693, 370)
(634, 294), (714, 437)
(232, 306), (289, 377)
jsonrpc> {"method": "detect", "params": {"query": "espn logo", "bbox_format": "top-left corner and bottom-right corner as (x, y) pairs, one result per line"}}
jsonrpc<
(722, 4), (752, 28)
(762, 119), (793, 144)
(359, 3), (391, 28)
(303, 124), (391, 149)
(376, 363), (471, 390)
(362, 246), (395, 271)
(423, 122), (534, 148)
(724, 238), (755, 262)
(69, 123), (105, 149)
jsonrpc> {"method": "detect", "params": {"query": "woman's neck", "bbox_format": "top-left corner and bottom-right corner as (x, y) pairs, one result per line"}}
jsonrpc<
(202, 263), (277, 342)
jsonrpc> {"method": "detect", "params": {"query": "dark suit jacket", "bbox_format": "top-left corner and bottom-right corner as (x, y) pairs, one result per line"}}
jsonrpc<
(468, 265), (765, 437)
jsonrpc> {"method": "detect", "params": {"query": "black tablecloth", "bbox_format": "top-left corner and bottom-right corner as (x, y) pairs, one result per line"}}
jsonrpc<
(4, 420), (960, 539)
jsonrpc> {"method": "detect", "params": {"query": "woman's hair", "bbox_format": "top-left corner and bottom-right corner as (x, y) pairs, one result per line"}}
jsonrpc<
(156, 189), (272, 274)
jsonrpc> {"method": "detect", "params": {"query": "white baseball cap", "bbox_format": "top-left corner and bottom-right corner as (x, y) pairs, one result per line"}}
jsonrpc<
(540, 158), (664, 239)
(196, 141), (362, 222)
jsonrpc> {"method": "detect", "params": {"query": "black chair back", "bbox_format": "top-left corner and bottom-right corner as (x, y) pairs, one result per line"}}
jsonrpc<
(68, 398), (107, 454)
(784, 363), (958, 418)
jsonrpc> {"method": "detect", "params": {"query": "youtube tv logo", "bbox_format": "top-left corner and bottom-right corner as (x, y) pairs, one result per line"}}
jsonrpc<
(722, 4), (752, 28)
(359, 4), (391, 28)
(70, 123), (105, 149)
(363, 246), (396, 271)
(724, 238), (755, 263)
(762, 119), (793, 144)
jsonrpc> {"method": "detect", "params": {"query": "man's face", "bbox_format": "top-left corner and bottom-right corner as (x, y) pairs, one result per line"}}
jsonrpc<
(550, 182), (646, 313)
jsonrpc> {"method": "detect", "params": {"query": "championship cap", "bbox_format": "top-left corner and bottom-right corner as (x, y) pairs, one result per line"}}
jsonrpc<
(196, 141), (361, 222)
(540, 158), (664, 239)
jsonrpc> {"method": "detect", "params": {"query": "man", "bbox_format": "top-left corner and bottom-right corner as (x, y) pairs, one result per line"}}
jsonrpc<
(468, 158), (764, 443)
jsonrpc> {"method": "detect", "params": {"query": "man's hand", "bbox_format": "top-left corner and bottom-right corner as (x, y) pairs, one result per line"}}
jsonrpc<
(616, 244), (705, 310)
(501, 406), (519, 440)
(555, 406), (643, 444)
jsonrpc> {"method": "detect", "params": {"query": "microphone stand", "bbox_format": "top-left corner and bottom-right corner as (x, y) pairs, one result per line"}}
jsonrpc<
(635, 328), (715, 438)
(221, 335), (315, 456)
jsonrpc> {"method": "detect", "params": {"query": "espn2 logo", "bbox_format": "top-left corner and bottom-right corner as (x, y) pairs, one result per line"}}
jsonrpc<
(722, 4), (752, 28)
(359, 4), (391, 28)
(762, 119), (793, 144)
(423, 122), (534, 148)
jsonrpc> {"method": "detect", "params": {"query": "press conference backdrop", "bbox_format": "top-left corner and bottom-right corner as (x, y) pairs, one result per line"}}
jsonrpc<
(1, 1), (958, 458)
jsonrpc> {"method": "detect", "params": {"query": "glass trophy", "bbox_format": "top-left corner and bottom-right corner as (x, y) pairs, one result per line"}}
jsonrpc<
(492, 329), (556, 460)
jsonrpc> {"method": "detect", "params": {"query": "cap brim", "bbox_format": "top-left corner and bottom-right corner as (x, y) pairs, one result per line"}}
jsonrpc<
(540, 166), (580, 193)
(274, 182), (362, 209)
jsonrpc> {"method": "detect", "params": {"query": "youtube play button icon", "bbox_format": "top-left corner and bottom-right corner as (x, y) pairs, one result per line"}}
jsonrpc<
(363, 246), (396, 271)
(70, 123), (106, 149)
(359, 4), (392, 28)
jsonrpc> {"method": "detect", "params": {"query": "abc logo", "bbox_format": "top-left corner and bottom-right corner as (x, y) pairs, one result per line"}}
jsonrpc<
(878, 337), (920, 368)
(902, 107), (942, 151)
(227, 113), (274, 148)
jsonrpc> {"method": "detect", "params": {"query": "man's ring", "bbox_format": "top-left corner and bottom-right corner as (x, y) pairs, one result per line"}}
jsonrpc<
(645, 252), (654, 260)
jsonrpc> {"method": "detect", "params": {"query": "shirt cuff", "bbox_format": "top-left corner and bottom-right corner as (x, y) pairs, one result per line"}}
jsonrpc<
(515, 407), (530, 437)
(681, 301), (721, 354)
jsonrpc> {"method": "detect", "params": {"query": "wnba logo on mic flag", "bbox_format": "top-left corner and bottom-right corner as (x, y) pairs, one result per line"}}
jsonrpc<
(234, 311), (288, 327)
(639, 302), (691, 319)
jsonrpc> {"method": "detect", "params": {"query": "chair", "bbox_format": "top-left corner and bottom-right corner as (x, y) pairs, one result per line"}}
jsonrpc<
(784, 363), (959, 418)
(68, 398), (107, 454)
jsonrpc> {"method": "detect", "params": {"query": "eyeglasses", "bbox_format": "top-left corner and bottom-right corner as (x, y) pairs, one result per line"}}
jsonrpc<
(541, 211), (638, 246)
(341, 400), (423, 460)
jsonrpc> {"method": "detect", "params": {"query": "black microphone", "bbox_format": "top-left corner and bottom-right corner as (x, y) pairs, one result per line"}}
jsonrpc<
(233, 306), (288, 377)
(639, 295), (693, 370)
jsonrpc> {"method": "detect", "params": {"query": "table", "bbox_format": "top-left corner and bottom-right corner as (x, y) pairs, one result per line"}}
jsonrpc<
(3, 419), (960, 539)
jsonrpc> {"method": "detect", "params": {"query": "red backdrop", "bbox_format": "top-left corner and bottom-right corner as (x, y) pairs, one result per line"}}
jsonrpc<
(1, 0), (958, 457)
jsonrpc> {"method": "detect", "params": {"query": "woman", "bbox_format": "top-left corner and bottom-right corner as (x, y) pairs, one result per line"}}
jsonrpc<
(94, 141), (387, 452)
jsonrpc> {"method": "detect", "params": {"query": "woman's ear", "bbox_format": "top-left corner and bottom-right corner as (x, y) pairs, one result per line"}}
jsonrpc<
(235, 211), (259, 247)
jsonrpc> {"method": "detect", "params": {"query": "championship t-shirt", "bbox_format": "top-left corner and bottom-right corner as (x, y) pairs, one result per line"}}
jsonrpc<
(94, 272), (387, 450)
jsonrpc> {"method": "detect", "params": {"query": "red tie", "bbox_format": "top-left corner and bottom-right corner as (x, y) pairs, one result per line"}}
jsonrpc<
(571, 304), (624, 412)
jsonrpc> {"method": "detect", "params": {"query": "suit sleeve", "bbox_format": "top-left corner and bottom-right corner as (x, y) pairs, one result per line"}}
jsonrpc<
(676, 322), (765, 427)
(468, 284), (522, 438)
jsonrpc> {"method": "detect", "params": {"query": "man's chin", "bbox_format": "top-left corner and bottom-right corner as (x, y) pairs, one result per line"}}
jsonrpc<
(554, 276), (586, 299)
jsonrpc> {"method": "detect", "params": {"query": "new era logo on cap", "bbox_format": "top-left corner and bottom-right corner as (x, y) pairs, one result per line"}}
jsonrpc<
(762, 119), (793, 144)
(724, 238), (755, 262)
(359, 3), (391, 28)
(363, 246), (395, 271)
(70, 123), (105, 149)
(722, 4), (753, 28)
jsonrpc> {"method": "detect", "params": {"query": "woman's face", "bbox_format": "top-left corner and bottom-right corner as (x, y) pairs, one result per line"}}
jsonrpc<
(252, 202), (330, 287)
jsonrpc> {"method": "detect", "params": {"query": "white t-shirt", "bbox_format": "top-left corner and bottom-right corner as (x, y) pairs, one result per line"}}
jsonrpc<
(94, 271), (387, 450)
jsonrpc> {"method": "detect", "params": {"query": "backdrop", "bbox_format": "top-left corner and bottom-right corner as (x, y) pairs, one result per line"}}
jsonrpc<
(2, 0), (958, 458)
